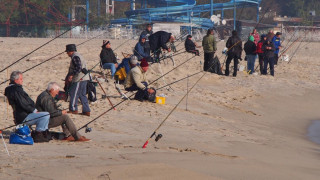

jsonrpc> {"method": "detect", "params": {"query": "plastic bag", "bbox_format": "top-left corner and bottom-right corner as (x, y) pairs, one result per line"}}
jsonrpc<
(9, 125), (34, 145)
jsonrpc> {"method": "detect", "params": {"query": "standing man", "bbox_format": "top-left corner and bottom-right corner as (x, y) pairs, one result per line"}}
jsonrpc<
(36, 82), (90, 141)
(225, 30), (242, 77)
(100, 40), (118, 78)
(140, 24), (153, 56)
(5, 71), (50, 143)
(262, 38), (275, 76)
(65, 44), (91, 116)
(272, 32), (282, 65)
(256, 34), (267, 74)
(202, 29), (217, 71)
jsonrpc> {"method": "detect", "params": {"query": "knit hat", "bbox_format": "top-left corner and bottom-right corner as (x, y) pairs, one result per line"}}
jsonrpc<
(140, 58), (149, 68)
(130, 55), (138, 65)
(65, 44), (77, 52)
(261, 34), (266, 39)
(102, 40), (110, 47)
(187, 35), (192, 39)
(249, 35), (254, 42)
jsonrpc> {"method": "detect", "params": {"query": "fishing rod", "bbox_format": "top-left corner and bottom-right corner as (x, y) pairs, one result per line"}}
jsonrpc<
(0, 32), (107, 86)
(77, 52), (203, 131)
(0, 21), (85, 74)
(142, 56), (218, 148)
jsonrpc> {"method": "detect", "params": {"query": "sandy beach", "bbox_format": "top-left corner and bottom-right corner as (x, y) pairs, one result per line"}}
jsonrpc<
(0, 37), (319, 180)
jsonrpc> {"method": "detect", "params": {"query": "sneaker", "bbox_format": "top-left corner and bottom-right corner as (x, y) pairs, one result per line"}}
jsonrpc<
(81, 112), (90, 116)
(75, 136), (91, 142)
(67, 110), (78, 114)
(62, 136), (75, 141)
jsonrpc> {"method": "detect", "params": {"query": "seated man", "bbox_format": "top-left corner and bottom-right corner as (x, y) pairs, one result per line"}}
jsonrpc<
(124, 59), (155, 101)
(134, 35), (151, 61)
(36, 82), (90, 141)
(5, 71), (50, 143)
(100, 40), (118, 78)
(185, 35), (200, 56)
(115, 55), (139, 82)
(149, 31), (175, 61)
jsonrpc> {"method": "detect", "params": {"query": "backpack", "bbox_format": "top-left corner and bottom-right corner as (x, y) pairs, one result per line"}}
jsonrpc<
(206, 56), (223, 75)
(115, 67), (127, 81)
(86, 74), (97, 102)
(134, 87), (156, 102)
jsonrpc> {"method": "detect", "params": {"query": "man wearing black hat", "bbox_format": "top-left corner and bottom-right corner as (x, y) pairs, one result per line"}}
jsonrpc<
(225, 30), (242, 77)
(185, 35), (200, 56)
(65, 44), (91, 116)
(262, 38), (276, 76)
(140, 24), (153, 56)
(272, 32), (282, 65)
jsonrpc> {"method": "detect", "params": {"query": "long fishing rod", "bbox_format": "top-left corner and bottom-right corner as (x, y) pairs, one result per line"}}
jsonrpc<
(0, 32), (108, 86)
(0, 21), (85, 74)
(77, 52), (203, 131)
(142, 55), (218, 148)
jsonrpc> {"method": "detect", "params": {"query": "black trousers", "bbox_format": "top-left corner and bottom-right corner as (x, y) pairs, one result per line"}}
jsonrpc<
(225, 54), (239, 77)
(258, 54), (264, 74)
(204, 52), (214, 71)
(274, 53), (279, 65)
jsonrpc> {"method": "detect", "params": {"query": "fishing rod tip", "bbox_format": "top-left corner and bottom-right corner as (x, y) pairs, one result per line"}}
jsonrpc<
(142, 141), (149, 148)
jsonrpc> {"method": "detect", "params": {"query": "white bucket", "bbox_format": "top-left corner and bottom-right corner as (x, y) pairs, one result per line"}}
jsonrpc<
(239, 65), (245, 71)
(282, 54), (289, 62)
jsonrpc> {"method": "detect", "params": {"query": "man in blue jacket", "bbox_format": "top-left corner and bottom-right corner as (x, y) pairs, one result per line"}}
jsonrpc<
(272, 32), (282, 65)
(134, 35), (151, 61)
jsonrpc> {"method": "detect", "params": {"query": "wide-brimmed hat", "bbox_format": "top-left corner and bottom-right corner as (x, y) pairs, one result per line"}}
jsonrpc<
(102, 40), (110, 47)
(65, 44), (77, 52)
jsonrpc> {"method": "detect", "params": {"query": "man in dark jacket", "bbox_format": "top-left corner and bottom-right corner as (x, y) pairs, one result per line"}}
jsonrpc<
(134, 35), (151, 61)
(36, 82), (90, 141)
(256, 34), (267, 74)
(100, 40), (118, 78)
(149, 31), (175, 61)
(185, 35), (200, 56)
(5, 71), (50, 142)
(262, 38), (276, 76)
(140, 24), (153, 56)
(225, 30), (242, 77)
(244, 35), (257, 74)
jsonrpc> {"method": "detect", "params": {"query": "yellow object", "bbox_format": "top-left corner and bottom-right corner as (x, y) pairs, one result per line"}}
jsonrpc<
(115, 67), (127, 81)
(156, 96), (166, 105)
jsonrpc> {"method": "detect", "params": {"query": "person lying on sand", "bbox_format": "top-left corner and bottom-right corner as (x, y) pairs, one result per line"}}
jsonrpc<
(36, 82), (90, 142)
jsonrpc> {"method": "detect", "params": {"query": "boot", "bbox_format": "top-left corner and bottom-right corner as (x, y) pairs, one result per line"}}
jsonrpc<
(32, 131), (49, 143)
(43, 130), (52, 141)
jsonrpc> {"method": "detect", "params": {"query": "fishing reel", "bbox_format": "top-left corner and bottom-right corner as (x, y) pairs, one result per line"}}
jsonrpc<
(85, 126), (92, 133)
(155, 133), (163, 142)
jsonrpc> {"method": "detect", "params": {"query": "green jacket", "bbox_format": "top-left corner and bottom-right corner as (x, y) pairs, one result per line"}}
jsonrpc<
(202, 34), (217, 53)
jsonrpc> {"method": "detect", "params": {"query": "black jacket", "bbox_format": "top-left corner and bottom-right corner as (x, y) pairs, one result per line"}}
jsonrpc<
(185, 38), (196, 52)
(149, 31), (172, 52)
(5, 83), (36, 124)
(244, 40), (256, 55)
(140, 29), (153, 48)
(100, 47), (117, 65)
(36, 90), (62, 119)
(262, 41), (275, 58)
(226, 35), (242, 57)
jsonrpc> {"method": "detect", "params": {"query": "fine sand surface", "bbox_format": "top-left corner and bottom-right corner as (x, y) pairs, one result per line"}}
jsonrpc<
(0, 37), (319, 180)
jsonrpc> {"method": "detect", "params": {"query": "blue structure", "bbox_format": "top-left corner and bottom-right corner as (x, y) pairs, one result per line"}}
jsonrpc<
(111, 0), (262, 29)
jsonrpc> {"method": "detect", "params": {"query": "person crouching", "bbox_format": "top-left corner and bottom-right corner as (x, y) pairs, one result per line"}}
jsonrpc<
(124, 59), (155, 101)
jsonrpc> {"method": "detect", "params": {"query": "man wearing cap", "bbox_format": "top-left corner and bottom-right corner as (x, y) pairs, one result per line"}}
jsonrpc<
(149, 31), (175, 61)
(65, 44), (91, 116)
(262, 38), (276, 76)
(140, 24), (153, 56)
(134, 35), (151, 61)
(185, 35), (200, 56)
(124, 59), (154, 101)
(100, 40), (118, 78)
(272, 32), (282, 65)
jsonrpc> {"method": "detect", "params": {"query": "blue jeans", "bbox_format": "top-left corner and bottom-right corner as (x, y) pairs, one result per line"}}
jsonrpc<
(23, 112), (50, 132)
(103, 63), (116, 77)
(69, 81), (90, 112)
(246, 55), (256, 74)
